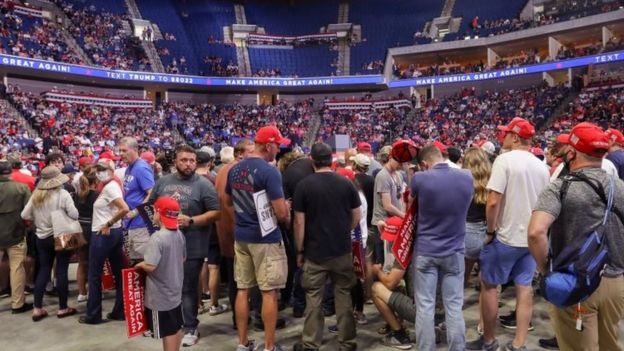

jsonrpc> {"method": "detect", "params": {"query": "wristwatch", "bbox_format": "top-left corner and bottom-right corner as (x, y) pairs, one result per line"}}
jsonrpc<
(189, 217), (195, 225)
(486, 230), (496, 236)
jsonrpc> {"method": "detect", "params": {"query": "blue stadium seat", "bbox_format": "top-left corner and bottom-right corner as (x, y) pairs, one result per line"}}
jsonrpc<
(350, 0), (442, 75)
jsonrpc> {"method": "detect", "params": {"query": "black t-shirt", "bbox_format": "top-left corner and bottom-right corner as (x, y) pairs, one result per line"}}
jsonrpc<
(466, 200), (485, 223)
(293, 172), (361, 262)
(74, 190), (99, 226)
(282, 157), (315, 200)
(355, 172), (374, 225)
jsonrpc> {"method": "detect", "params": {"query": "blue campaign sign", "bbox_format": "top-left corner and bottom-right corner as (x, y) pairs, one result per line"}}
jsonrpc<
(0, 54), (383, 88)
(388, 50), (624, 88)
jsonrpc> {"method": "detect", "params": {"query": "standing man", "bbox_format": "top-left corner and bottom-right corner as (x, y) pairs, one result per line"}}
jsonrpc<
(225, 126), (291, 351)
(410, 145), (474, 350)
(292, 142), (361, 351)
(605, 128), (624, 179)
(371, 145), (406, 272)
(529, 122), (624, 351)
(466, 117), (550, 351)
(0, 160), (32, 314)
(357, 142), (382, 176)
(149, 145), (220, 347)
(215, 139), (255, 328)
(119, 136), (155, 262)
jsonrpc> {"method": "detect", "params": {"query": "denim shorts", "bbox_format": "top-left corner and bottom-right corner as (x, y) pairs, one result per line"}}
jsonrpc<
(464, 221), (486, 260)
(480, 238), (536, 286)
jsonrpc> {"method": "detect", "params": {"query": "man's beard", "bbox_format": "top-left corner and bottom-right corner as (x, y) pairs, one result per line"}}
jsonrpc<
(176, 166), (195, 179)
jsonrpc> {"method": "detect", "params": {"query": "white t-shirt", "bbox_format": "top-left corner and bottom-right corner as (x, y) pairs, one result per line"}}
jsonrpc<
(487, 150), (550, 247)
(92, 181), (124, 231)
(354, 191), (368, 247)
(550, 159), (618, 181)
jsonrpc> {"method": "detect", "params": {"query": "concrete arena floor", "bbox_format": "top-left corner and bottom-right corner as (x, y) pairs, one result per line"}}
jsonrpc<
(1, 266), (623, 351)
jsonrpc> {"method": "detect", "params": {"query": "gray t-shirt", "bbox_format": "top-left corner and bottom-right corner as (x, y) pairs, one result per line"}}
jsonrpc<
(372, 167), (404, 225)
(144, 228), (186, 311)
(150, 173), (220, 259)
(534, 168), (624, 276)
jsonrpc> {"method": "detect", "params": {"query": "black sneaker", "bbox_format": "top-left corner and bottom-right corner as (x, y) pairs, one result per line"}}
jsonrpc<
(0, 288), (10, 298)
(500, 316), (534, 331)
(106, 312), (125, 321)
(11, 302), (33, 314)
(538, 337), (559, 350)
(498, 310), (516, 323)
(201, 292), (211, 302)
(253, 317), (286, 331)
(381, 329), (413, 350)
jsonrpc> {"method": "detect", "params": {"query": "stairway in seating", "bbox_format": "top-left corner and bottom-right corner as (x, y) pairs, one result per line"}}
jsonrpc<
(0, 98), (39, 139)
(304, 111), (322, 147)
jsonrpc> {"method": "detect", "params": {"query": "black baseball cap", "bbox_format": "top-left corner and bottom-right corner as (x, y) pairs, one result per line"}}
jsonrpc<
(310, 142), (332, 162)
(0, 160), (12, 175)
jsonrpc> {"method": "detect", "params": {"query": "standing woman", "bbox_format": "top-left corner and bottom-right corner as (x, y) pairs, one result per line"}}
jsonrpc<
(461, 147), (492, 287)
(73, 165), (99, 303)
(21, 166), (78, 321)
(79, 158), (129, 325)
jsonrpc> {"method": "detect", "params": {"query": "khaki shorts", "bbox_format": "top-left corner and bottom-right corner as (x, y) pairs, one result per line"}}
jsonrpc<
(234, 241), (287, 291)
(128, 227), (150, 260)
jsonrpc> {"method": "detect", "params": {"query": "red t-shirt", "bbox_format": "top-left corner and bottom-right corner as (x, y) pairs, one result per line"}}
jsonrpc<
(11, 169), (35, 191)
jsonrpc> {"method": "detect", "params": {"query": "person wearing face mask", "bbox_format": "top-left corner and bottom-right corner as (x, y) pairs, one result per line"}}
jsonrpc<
(149, 144), (220, 347)
(550, 134), (618, 181)
(79, 158), (129, 325)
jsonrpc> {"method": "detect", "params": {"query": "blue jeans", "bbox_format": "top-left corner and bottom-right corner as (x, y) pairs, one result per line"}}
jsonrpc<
(86, 228), (124, 322)
(414, 252), (465, 351)
(182, 258), (203, 330)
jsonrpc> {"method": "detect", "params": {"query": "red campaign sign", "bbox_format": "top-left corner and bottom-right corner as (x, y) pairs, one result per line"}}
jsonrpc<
(391, 201), (418, 269)
(122, 268), (147, 338)
(102, 259), (115, 291)
(352, 240), (366, 280)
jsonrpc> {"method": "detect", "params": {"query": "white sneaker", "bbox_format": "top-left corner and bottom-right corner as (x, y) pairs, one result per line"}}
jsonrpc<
(208, 303), (229, 316)
(235, 339), (255, 351)
(143, 330), (153, 338)
(77, 294), (88, 303)
(182, 329), (199, 347)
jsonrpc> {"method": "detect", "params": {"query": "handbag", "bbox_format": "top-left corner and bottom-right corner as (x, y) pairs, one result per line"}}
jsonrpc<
(52, 191), (87, 251)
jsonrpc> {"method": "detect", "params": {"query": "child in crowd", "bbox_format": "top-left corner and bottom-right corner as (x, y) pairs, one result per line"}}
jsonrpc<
(135, 196), (186, 351)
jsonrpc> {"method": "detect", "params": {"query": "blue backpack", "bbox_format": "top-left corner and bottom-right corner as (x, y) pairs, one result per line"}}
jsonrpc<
(540, 173), (623, 308)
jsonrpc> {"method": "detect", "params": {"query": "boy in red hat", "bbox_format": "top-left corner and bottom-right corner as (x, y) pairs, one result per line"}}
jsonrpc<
(135, 196), (186, 351)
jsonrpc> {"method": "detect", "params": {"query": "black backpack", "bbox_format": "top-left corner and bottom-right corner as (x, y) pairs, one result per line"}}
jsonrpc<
(540, 172), (624, 308)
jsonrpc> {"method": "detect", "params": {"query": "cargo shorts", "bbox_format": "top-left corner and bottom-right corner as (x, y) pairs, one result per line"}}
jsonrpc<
(234, 241), (287, 291)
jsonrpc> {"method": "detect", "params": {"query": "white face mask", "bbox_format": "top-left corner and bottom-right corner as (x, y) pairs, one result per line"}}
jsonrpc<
(96, 171), (111, 182)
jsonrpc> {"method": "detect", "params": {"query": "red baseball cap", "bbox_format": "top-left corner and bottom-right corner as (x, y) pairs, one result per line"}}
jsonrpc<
(140, 151), (156, 165)
(336, 167), (355, 181)
(530, 147), (544, 157)
(432, 141), (448, 153)
(381, 216), (403, 241)
(255, 126), (291, 145)
(497, 117), (535, 139)
(356, 142), (372, 153)
(558, 122), (609, 158)
(605, 128), (624, 146)
(154, 196), (180, 230)
(99, 150), (120, 161)
(79, 156), (94, 167)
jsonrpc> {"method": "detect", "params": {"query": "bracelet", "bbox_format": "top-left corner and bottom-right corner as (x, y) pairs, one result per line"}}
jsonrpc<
(486, 230), (496, 236)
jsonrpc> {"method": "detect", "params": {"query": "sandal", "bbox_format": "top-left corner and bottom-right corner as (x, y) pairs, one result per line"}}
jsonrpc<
(57, 307), (77, 318)
(32, 310), (48, 322)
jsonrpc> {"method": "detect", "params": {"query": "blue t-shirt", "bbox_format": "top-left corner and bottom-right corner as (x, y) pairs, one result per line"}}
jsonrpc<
(411, 163), (474, 257)
(607, 149), (624, 180)
(123, 159), (155, 230)
(226, 157), (284, 243)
